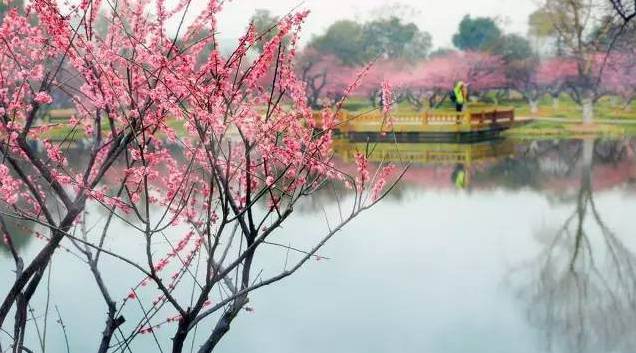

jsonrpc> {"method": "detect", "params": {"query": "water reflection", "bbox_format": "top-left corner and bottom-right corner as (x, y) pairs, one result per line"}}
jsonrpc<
(331, 137), (636, 193)
(0, 208), (36, 255)
(332, 138), (515, 191)
(508, 139), (636, 353)
(2, 137), (636, 353)
(333, 137), (636, 352)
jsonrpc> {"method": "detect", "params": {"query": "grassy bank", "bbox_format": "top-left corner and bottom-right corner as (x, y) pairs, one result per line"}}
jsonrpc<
(37, 96), (636, 142)
(342, 94), (636, 121)
(504, 120), (635, 139)
(341, 95), (636, 138)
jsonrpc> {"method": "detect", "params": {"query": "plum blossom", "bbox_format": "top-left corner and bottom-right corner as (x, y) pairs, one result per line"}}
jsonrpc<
(381, 80), (393, 115)
(0, 2), (401, 348)
(354, 152), (370, 191)
(0, 165), (20, 205)
(371, 165), (397, 201)
(34, 92), (53, 105)
(44, 140), (67, 166)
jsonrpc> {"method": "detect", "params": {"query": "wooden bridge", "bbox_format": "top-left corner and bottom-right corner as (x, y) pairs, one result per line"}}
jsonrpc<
(314, 108), (517, 142)
(42, 107), (518, 143)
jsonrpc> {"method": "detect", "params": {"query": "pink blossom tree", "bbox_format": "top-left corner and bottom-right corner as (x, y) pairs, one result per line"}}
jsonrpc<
(310, 60), (358, 104)
(402, 52), (505, 110)
(0, 2), (401, 353)
(461, 51), (507, 100)
(506, 58), (543, 113)
(506, 56), (578, 114)
(353, 59), (410, 108)
(540, 0), (625, 123)
(536, 57), (578, 110)
(296, 48), (345, 108)
(604, 52), (636, 111)
(403, 55), (458, 110)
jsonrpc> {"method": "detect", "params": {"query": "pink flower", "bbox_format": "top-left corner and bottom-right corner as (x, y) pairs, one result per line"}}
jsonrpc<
(44, 141), (67, 166)
(0, 165), (20, 205)
(34, 92), (53, 105)
(381, 81), (393, 115)
(371, 164), (396, 201)
(354, 152), (369, 189)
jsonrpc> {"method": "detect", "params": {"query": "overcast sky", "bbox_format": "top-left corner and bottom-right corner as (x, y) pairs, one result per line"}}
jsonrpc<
(208, 0), (540, 49)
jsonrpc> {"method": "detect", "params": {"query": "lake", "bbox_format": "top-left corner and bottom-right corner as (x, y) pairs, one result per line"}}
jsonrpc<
(2, 137), (636, 353)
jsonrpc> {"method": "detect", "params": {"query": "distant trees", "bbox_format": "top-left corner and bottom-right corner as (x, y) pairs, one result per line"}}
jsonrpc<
(360, 17), (432, 61)
(494, 35), (543, 112)
(294, 50), (509, 111)
(538, 0), (621, 123)
(507, 58), (543, 113)
(250, 9), (281, 53)
(309, 20), (366, 66)
(536, 57), (578, 109)
(308, 16), (432, 66)
(402, 52), (505, 110)
(452, 15), (502, 51)
(492, 34), (533, 62)
(403, 55), (460, 110)
(291, 3), (636, 116)
(296, 49), (351, 108)
(604, 53), (636, 111)
(429, 48), (457, 58)
(0, 0), (23, 20)
(528, 7), (564, 55)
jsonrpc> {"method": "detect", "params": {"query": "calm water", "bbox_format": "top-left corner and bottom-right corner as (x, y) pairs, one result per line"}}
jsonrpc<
(2, 138), (636, 353)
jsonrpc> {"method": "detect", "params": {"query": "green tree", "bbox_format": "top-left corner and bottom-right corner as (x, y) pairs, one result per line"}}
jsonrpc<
(308, 20), (367, 66)
(250, 9), (281, 54)
(0, 0), (24, 20)
(528, 8), (557, 38)
(361, 16), (432, 61)
(452, 15), (502, 51)
(528, 8), (565, 55)
(309, 17), (432, 66)
(492, 34), (539, 111)
(429, 47), (457, 58)
(492, 34), (533, 61)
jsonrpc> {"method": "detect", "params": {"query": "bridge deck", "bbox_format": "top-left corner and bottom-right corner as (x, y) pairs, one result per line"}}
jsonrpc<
(314, 109), (516, 136)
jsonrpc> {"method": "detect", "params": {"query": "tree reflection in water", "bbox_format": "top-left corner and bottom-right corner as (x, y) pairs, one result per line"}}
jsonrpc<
(510, 139), (636, 353)
(0, 210), (36, 256)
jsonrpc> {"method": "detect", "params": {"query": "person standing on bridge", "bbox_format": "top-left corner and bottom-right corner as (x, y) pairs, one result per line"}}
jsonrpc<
(450, 81), (469, 112)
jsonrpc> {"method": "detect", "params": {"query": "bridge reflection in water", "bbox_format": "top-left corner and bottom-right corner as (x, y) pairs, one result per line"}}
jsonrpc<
(332, 138), (515, 188)
(333, 138), (514, 165)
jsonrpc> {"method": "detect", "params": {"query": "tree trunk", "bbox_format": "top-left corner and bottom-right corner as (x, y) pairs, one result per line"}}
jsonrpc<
(196, 298), (247, 353)
(623, 96), (634, 112)
(172, 321), (191, 353)
(582, 96), (594, 124)
(552, 96), (560, 111)
(529, 99), (539, 114)
(610, 96), (619, 108)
